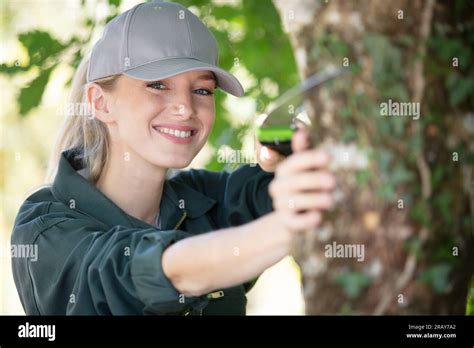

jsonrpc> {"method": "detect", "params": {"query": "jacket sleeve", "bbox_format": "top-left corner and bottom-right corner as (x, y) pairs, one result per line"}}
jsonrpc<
(12, 211), (209, 315)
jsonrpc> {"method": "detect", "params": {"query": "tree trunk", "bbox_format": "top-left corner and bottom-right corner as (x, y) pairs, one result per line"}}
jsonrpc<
(273, 0), (473, 315)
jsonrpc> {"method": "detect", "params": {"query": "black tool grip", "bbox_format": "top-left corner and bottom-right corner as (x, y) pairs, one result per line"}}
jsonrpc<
(259, 140), (293, 156)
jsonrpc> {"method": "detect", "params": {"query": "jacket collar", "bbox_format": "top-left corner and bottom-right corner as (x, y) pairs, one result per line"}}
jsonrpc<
(51, 149), (216, 230)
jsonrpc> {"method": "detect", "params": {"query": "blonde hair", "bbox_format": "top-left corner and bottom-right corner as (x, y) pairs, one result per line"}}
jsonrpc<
(46, 57), (118, 184)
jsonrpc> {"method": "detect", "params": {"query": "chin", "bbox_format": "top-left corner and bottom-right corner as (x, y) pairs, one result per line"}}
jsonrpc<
(155, 156), (193, 169)
(145, 143), (204, 169)
(169, 161), (192, 169)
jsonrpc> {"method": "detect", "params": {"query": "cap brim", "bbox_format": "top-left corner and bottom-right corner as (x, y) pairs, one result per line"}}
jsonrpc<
(123, 58), (244, 97)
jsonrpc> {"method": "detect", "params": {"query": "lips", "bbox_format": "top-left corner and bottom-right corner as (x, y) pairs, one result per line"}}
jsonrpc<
(152, 124), (198, 144)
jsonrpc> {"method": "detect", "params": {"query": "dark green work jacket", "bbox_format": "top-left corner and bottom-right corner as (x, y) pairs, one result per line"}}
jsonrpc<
(11, 148), (274, 315)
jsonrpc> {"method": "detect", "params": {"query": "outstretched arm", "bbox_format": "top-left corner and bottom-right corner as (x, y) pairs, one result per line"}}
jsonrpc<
(163, 130), (336, 296)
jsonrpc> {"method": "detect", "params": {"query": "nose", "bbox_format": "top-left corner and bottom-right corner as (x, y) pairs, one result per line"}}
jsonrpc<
(169, 90), (194, 119)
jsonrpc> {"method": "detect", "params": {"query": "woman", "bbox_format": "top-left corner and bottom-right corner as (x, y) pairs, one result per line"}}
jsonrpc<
(11, 1), (335, 315)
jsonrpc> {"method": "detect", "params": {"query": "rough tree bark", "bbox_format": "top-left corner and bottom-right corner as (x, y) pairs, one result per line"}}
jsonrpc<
(273, 0), (473, 314)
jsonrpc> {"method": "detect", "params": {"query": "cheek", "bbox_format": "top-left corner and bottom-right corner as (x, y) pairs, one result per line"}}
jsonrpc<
(203, 113), (215, 132)
(198, 102), (216, 132)
(115, 94), (163, 133)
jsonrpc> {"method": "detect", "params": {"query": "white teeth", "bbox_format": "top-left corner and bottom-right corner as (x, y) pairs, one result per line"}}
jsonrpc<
(155, 127), (192, 138)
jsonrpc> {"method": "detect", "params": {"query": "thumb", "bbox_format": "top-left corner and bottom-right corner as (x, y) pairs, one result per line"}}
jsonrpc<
(258, 145), (285, 172)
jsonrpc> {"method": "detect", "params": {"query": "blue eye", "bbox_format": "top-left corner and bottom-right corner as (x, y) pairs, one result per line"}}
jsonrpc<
(147, 82), (166, 90)
(194, 88), (214, 96)
(147, 82), (214, 95)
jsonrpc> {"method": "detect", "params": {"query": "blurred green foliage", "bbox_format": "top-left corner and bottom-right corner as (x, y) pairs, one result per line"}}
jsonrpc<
(467, 278), (474, 315)
(335, 270), (371, 300)
(418, 263), (454, 295)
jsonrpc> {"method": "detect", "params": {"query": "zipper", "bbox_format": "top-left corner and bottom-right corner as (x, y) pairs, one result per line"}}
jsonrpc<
(206, 290), (225, 299)
(174, 211), (224, 316)
(173, 211), (187, 230)
(186, 290), (224, 316)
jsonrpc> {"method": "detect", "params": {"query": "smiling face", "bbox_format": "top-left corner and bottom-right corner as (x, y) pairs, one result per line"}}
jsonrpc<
(90, 70), (217, 169)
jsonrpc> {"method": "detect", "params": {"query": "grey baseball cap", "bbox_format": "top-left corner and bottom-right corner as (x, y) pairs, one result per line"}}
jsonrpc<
(87, 1), (244, 97)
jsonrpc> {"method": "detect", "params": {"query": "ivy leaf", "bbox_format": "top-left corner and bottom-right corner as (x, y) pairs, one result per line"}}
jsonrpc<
(18, 66), (54, 116)
(447, 74), (474, 106)
(418, 263), (453, 294)
(390, 162), (415, 186)
(410, 200), (430, 227)
(335, 270), (371, 299)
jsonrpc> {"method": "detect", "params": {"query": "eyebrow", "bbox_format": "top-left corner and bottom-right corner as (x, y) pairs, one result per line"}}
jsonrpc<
(147, 74), (217, 87)
(195, 74), (217, 85)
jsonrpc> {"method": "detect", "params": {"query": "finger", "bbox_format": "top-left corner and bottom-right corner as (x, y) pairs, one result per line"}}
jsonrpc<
(274, 192), (334, 212)
(291, 127), (312, 153)
(259, 146), (283, 166)
(285, 211), (322, 232)
(259, 147), (284, 172)
(277, 149), (330, 177)
(270, 171), (336, 194)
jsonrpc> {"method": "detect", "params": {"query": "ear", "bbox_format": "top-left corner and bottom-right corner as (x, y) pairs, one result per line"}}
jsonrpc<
(86, 83), (114, 124)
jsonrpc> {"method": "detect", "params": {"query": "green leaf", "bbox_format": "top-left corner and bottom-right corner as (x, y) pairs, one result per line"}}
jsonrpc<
(355, 169), (371, 186)
(335, 270), (371, 299)
(390, 162), (415, 186)
(376, 148), (394, 171)
(18, 66), (54, 115)
(431, 166), (445, 190)
(409, 200), (430, 227)
(376, 184), (396, 200)
(18, 30), (66, 66)
(108, 0), (121, 7)
(466, 277), (474, 315)
(433, 191), (453, 224)
(448, 75), (474, 106)
(0, 62), (29, 74)
(363, 33), (407, 99)
(404, 236), (423, 259)
(105, 14), (118, 24)
(211, 5), (240, 20)
(342, 124), (358, 142)
(337, 105), (352, 119)
(418, 263), (453, 294)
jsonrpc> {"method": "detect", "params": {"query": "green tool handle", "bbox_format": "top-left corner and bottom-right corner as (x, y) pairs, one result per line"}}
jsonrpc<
(257, 125), (295, 156)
